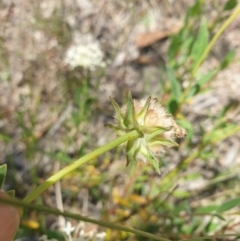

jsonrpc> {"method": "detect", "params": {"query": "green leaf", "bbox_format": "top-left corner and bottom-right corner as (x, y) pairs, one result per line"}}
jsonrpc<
(191, 20), (209, 69)
(220, 49), (235, 70)
(109, 97), (125, 129)
(217, 197), (240, 213)
(172, 201), (190, 214)
(71, 111), (81, 127)
(6, 190), (15, 198)
(187, 0), (202, 17)
(144, 126), (169, 140)
(197, 69), (218, 86)
(218, 102), (236, 119)
(167, 66), (182, 101)
(168, 34), (183, 61)
(150, 139), (179, 148)
(167, 99), (179, 115)
(204, 218), (220, 233)
(203, 123), (239, 145)
(148, 154), (160, 174)
(0, 164), (7, 189)
(173, 190), (190, 198)
(213, 212), (225, 221)
(168, 28), (190, 64)
(137, 97), (151, 120)
(187, 69), (218, 98)
(195, 205), (218, 214)
(126, 140), (140, 167)
(224, 0), (238, 10)
(124, 92), (135, 127)
(126, 146), (139, 176)
(141, 150), (160, 174)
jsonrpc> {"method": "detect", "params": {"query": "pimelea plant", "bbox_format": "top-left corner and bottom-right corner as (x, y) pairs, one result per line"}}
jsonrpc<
(107, 93), (186, 174)
(0, 93), (185, 241)
(1, 2), (240, 241)
(21, 92), (185, 204)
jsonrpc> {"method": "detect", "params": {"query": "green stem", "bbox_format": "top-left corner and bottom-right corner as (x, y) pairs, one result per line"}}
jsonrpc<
(192, 4), (240, 77)
(0, 197), (171, 241)
(180, 5), (240, 106)
(23, 130), (141, 204)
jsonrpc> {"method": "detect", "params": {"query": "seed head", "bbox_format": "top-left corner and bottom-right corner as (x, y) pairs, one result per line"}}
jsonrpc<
(107, 92), (186, 174)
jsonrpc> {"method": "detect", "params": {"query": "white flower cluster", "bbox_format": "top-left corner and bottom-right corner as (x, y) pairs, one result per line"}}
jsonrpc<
(60, 220), (106, 241)
(64, 35), (106, 71)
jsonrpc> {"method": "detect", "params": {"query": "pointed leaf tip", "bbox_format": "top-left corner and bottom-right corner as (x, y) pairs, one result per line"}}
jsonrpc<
(124, 92), (135, 127)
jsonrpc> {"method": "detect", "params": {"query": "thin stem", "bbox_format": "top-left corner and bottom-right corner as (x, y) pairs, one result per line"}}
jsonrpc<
(180, 5), (240, 106)
(23, 130), (141, 204)
(192, 5), (240, 77)
(0, 197), (171, 241)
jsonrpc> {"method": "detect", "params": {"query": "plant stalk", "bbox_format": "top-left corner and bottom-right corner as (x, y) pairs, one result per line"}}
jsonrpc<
(180, 4), (240, 106)
(23, 130), (141, 204)
(0, 197), (171, 241)
(192, 4), (240, 77)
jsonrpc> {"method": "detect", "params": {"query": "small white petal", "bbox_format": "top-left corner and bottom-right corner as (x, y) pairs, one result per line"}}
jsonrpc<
(61, 221), (76, 236)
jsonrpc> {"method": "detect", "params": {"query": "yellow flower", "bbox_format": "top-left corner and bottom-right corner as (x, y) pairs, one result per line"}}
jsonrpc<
(108, 92), (186, 174)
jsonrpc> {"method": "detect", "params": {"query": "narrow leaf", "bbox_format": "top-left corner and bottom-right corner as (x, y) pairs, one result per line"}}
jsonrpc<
(167, 99), (179, 115)
(149, 155), (160, 174)
(213, 212), (225, 221)
(6, 190), (15, 198)
(137, 97), (151, 121)
(124, 92), (135, 127)
(167, 66), (182, 101)
(126, 140), (140, 167)
(187, 0), (202, 17)
(187, 69), (217, 98)
(0, 164), (7, 189)
(224, 0), (238, 10)
(195, 205), (218, 214)
(203, 124), (240, 145)
(168, 34), (183, 62)
(144, 126), (169, 139)
(142, 151), (160, 174)
(191, 20), (209, 69)
(220, 49), (235, 70)
(150, 139), (179, 147)
(217, 197), (240, 213)
(110, 97), (125, 128)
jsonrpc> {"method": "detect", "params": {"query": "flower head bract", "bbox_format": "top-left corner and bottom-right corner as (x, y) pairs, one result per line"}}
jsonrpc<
(107, 92), (186, 174)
